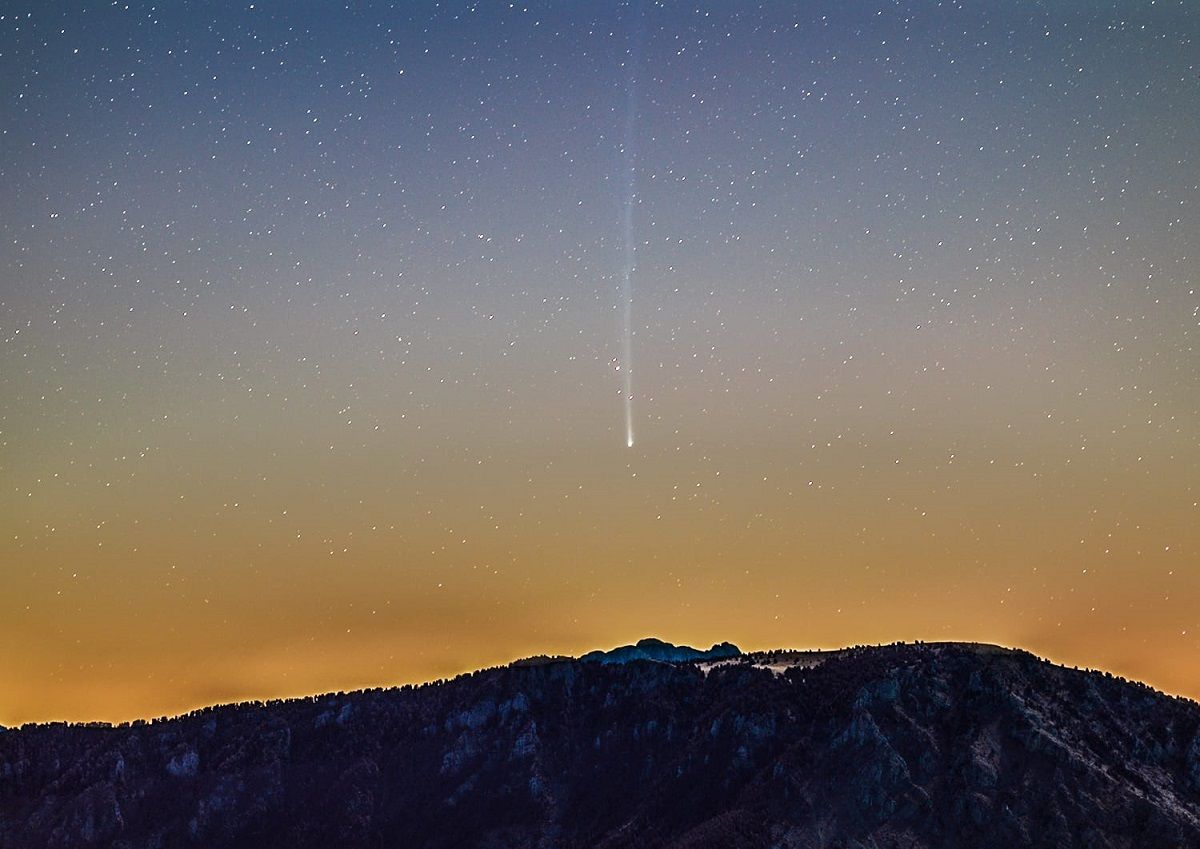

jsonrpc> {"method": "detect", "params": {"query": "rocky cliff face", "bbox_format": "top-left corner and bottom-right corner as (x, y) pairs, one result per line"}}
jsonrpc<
(3, 642), (1199, 848)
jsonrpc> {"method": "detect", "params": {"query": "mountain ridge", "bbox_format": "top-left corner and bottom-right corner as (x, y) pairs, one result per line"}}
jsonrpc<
(8, 640), (1187, 730)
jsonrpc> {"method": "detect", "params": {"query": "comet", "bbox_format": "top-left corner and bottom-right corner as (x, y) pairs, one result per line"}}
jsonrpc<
(619, 3), (642, 449)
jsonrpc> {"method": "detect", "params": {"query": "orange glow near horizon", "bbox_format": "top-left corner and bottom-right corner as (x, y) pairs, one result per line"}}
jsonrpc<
(4, 377), (1198, 725)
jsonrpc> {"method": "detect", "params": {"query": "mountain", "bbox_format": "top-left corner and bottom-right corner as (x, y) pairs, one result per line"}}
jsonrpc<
(3, 642), (1200, 848)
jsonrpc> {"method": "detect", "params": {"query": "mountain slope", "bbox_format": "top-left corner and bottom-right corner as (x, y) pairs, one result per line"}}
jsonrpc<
(3, 642), (1200, 848)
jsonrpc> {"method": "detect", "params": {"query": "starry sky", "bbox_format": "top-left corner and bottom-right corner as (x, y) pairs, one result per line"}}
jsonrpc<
(2, 0), (1198, 725)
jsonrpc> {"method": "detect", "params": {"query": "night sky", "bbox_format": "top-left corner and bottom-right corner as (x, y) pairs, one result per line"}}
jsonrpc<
(2, 1), (1199, 724)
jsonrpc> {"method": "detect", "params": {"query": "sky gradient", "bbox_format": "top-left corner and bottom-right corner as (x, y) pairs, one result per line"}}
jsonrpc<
(2, 0), (1199, 725)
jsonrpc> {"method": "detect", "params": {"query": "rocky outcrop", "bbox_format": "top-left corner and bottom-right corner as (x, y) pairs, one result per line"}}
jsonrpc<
(2, 642), (1198, 848)
(580, 637), (741, 664)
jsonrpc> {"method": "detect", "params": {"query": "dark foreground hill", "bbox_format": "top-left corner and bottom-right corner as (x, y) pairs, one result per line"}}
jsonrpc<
(4, 641), (1200, 848)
